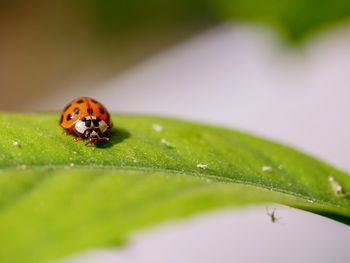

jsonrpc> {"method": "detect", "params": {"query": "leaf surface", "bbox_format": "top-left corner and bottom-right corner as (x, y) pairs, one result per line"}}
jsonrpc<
(0, 113), (349, 263)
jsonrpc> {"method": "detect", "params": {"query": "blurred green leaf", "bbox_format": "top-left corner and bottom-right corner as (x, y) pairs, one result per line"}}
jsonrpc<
(83, 0), (215, 38)
(212, 0), (350, 40)
(0, 113), (349, 263)
(84, 0), (350, 40)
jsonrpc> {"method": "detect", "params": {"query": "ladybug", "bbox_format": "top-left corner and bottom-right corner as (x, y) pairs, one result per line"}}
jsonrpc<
(59, 97), (112, 145)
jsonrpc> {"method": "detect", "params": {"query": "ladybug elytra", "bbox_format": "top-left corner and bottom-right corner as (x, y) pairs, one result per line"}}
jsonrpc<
(59, 97), (112, 145)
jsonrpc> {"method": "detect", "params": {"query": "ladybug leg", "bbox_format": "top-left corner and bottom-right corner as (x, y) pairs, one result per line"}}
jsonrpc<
(84, 137), (94, 146)
(72, 136), (82, 142)
(99, 137), (109, 142)
(63, 129), (75, 135)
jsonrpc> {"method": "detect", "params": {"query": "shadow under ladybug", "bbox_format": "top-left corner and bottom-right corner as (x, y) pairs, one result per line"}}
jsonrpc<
(95, 128), (130, 148)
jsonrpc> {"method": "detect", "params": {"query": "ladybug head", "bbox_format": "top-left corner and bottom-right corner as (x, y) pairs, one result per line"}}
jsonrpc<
(83, 128), (109, 145)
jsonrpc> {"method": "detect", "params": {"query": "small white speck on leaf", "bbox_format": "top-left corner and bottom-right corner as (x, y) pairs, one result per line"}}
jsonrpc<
(152, 124), (163, 132)
(197, 164), (208, 170)
(73, 152), (77, 155)
(262, 166), (272, 172)
(16, 165), (27, 171)
(13, 141), (20, 147)
(329, 176), (347, 197)
(70, 163), (75, 167)
(133, 159), (137, 163)
(161, 138), (170, 146)
(307, 199), (314, 203)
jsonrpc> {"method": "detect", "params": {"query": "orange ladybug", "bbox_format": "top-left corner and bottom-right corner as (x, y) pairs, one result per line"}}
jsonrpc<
(59, 97), (112, 145)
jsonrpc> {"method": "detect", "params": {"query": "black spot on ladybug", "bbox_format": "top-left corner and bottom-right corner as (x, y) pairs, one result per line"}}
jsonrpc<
(91, 99), (98, 103)
(93, 119), (100, 126)
(99, 107), (105, 114)
(59, 115), (63, 123)
(81, 117), (86, 121)
(66, 114), (72, 121)
(107, 113), (110, 120)
(88, 108), (93, 114)
(85, 120), (92, 127)
(96, 117), (101, 121)
(73, 107), (80, 114)
(76, 99), (84, 104)
(64, 103), (71, 111)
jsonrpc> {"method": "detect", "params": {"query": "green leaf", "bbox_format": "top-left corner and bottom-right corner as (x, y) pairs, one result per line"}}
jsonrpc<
(211, 0), (350, 41)
(84, 0), (350, 41)
(0, 112), (349, 263)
